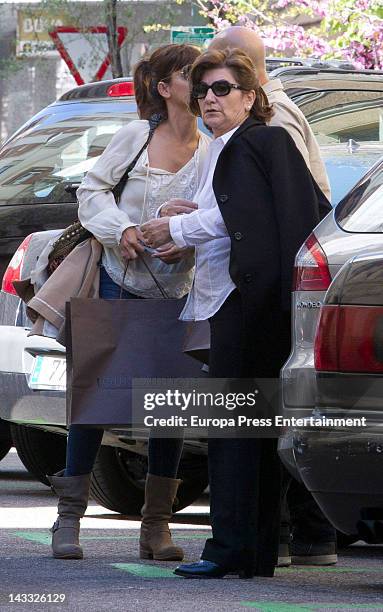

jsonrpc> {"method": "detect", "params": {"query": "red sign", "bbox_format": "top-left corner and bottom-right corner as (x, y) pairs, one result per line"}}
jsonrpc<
(49, 26), (128, 85)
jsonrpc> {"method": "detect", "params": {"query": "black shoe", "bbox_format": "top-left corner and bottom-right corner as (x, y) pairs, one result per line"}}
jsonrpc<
(174, 560), (230, 579)
(291, 541), (337, 565)
(174, 560), (256, 579)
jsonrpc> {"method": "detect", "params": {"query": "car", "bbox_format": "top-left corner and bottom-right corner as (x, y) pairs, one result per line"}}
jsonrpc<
(279, 155), (383, 542)
(0, 67), (382, 278)
(0, 65), (382, 513)
(0, 79), (137, 283)
(311, 250), (383, 543)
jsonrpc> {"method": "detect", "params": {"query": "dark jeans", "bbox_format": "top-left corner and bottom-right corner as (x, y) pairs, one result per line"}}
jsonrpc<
(65, 266), (184, 479)
(201, 290), (283, 576)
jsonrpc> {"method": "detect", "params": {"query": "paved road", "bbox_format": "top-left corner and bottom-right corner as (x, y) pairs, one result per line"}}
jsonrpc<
(1, 450), (383, 612)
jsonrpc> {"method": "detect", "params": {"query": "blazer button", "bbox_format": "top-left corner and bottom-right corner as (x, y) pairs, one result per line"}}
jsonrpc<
(219, 194), (229, 202)
(234, 232), (243, 241)
(244, 273), (252, 283)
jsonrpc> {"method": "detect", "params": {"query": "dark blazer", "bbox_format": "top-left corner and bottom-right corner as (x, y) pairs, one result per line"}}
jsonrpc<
(212, 116), (332, 375)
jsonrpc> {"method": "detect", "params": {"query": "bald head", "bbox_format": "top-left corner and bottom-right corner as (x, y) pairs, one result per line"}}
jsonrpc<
(208, 26), (268, 84)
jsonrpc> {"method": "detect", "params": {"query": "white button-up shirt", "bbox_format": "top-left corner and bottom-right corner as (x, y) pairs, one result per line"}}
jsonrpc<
(169, 126), (238, 321)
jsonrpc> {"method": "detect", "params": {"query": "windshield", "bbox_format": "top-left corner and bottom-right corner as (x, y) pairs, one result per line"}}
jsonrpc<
(0, 109), (137, 205)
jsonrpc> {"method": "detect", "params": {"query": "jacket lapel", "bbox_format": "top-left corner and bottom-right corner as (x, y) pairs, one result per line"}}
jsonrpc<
(221, 116), (265, 153)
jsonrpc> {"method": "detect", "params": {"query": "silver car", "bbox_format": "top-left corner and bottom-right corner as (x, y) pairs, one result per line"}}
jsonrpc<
(280, 154), (383, 541)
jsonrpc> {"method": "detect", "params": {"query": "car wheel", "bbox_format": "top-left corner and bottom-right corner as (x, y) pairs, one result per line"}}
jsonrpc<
(10, 424), (67, 486)
(336, 531), (360, 548)
(0, 419), (12, 461)
(90, 446), (208, 515)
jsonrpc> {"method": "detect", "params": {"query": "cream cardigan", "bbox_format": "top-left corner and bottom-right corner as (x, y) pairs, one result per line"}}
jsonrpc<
(77, 119), (210, 298)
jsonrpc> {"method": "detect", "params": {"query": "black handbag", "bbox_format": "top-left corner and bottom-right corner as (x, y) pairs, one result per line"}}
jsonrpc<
(48, 113), (162, 274)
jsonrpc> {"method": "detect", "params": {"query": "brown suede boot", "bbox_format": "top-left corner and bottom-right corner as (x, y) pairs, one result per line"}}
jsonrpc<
(47, 470), (91, 559)
(139, 473), (184, 561)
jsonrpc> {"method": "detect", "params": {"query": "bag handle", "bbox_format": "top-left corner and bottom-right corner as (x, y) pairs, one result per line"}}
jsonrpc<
(138, 253), (169, 299)
(120, 254), (169, 300)
(113, 113), (162, 203)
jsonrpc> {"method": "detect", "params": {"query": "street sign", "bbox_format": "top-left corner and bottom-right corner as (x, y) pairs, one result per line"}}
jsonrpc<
(17, 9), (69, 56)
(170, 26), (215, 48)
(49, 26), (128, 86)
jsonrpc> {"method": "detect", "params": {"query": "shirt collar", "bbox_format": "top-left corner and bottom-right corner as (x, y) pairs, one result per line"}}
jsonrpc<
(262, 78), (284, 95)
(214, 124), (241, 146)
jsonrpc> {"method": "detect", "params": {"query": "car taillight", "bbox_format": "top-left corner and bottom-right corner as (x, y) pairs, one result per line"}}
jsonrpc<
(1, 234), (33, 296)
(293, 233), (331, 291)
(314, 304), (383, 373)
(107, 82), (135, 97)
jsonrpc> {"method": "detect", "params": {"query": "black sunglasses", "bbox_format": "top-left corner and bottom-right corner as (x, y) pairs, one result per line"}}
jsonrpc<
(192, 80), (247, 99)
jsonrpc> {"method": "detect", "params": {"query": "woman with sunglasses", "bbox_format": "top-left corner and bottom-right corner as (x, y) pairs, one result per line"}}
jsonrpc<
(141, 48), (331, 579)
(47, 44), (210, 563)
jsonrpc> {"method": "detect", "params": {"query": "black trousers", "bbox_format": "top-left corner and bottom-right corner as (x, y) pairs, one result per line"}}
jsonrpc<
(201, 290), (283, 576)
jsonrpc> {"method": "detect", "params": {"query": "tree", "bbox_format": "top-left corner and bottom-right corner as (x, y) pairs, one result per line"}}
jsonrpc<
(104, 0), (123, 77)
(195, 0), (383, 69)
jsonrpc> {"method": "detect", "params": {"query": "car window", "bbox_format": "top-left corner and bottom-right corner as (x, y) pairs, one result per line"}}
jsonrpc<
(322, 150), (383, 205)
(0, 110), (137, 205)
(293, 90), (383, 145)
(335, 161), (383, 232)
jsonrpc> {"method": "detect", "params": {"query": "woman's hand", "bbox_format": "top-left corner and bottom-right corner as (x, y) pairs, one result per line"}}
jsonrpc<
(152, 243), (194, 264)
(160, 199), (197, 217)
(119, 226), (145, 260)
(141, 218), (171, 248)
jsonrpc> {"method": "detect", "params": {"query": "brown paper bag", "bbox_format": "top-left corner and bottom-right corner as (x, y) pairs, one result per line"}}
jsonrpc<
(66, 297), (203, 426)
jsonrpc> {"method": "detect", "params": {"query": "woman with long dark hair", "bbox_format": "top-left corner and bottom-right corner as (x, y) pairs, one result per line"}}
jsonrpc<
(48, 44), (210, 562)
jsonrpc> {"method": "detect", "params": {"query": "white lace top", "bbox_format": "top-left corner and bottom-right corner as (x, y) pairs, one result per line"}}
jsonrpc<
(77, 120), (210, 298)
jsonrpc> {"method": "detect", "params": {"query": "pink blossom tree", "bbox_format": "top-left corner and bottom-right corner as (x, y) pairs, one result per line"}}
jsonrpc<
(195, 0), (383, 69)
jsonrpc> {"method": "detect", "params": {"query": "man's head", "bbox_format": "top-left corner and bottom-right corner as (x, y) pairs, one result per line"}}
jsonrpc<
(208, 26), (268, 85)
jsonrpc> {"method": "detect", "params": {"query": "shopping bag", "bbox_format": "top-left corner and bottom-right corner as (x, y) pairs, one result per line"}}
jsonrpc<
(66, 297), (203, 426)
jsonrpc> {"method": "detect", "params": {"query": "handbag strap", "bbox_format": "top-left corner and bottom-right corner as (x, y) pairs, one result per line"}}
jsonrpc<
(120, 254), (169, 300)
(113, 113), (162, 203)
(116, 113), (170, 300)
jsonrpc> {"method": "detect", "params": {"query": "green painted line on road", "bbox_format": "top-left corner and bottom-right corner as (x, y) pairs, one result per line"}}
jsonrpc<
(112, 563), (179, 578)
(12, 531), (209, 546)
(13, 532), (51, 545)
(241, 603), (383, 611)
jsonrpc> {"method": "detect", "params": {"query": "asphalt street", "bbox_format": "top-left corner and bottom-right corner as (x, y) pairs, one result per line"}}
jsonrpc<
(1, 450), (383, 612)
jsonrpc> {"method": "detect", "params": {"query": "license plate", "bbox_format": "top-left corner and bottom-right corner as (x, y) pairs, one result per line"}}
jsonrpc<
(29, 355), (66, 391)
